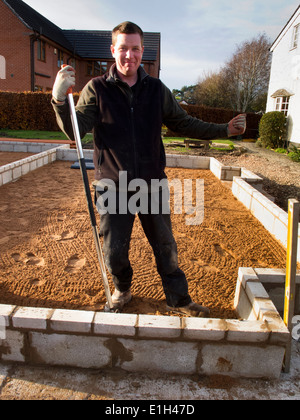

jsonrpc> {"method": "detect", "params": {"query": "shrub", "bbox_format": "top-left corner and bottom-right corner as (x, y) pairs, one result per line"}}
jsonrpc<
(258, 111), (286, 149)
(288, 146), (300, 162)
(256, 138), (263, 148)
(275, 148), (287, 154)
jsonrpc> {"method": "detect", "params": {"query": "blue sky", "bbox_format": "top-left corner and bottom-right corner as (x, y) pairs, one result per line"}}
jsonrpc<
(24, 0), (298, 90)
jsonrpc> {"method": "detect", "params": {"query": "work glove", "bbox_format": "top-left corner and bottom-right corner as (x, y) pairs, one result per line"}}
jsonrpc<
(227, 114), (247, 137)
(52, 65), (75, 102)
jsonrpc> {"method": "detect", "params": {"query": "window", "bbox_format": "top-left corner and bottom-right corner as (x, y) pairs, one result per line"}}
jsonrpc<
(292, 24), (300, 49)
(69, 59), (76, 69)
(87, 61), (108, 77)
(57, 50), (64, 68)
(275, 96), (290, 116)
(37, 40), (46, 62)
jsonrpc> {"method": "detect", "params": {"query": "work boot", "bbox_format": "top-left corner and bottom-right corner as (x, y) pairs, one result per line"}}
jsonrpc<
(105, 289), (132, 312)
(167, 301), (210, 318)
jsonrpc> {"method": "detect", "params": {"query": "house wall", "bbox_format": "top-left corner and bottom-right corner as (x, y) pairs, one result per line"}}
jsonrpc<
(0, 1), (32, 91)
(0, 2), (74, 93)
(0, 2), (160, 93)
(75, 59), (115, 92)
(34, 39), (76, 92)
(266, 10), (300, 145)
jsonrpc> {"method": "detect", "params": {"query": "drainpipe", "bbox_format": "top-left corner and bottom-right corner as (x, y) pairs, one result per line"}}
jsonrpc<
(30, 33), (38, 92)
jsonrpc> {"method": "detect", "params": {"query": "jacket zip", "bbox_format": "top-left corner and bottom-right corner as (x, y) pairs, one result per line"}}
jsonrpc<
(118, 82), (139, 179)
(130, 105), (139, 179)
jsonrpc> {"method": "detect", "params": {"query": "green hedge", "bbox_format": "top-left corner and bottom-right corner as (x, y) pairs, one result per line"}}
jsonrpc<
(166, 104), (262, 139)
(0, 91), (79, 131)
(0, 92), (262, 138)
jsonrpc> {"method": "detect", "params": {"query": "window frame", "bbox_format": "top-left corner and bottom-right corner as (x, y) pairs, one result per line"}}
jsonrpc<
(37, 40), (46, 62)
(86, 61), (108, 77)
(275, 96), (290, 116)
(57, 50), (64, 68)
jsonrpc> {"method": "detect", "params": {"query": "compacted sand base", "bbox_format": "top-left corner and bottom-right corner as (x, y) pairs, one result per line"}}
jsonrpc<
(0, 152), (34, 166)
(0, 159), (287, 319)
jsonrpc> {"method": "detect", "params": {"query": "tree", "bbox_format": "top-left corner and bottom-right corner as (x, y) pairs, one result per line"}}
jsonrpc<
(172, 85), (197, 104)
(194, 70), (230, 108)
(221, 33), (271, 112)
(174, 33), (271, 112)
(172, 89), (183, 101)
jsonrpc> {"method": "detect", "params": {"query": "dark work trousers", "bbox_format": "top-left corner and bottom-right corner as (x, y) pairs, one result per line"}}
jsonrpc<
(95, 187), (192, 308)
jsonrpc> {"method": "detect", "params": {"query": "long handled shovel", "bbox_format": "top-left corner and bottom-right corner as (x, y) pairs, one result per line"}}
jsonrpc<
(63, 67), (114, 312)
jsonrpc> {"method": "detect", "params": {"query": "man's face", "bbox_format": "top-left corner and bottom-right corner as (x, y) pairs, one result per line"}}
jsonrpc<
(111, 33), (144, 79)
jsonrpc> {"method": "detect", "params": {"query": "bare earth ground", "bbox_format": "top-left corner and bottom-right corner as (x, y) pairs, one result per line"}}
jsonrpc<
(0, 152), (34, 166)
(0, 160), (287, 319)
(218, 142), (300, 218)
(0, 148), (299, 400)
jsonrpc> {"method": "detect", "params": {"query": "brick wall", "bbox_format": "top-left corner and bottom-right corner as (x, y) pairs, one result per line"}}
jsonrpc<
(0, 1), (32, 91)
(34, 41), (77, 93)
(0, 2), (160, 93)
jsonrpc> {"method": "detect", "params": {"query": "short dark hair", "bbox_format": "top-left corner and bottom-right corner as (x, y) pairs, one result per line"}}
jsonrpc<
(112, 21), (144, 46)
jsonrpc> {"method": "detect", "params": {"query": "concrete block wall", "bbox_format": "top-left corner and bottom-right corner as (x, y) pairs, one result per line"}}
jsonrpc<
(210, 157), (241, 181)
(254, 268), (300, 315)
(0, 144), (69, 186)
(232, 177), (300, 263)
(0, 141), (69, 154)
(0, 147), (293, 379)
(234, 268), (290, 347)
(166, 154), (210, 170)
(0, 292), (289, 378)
(56, 147), (93, 162)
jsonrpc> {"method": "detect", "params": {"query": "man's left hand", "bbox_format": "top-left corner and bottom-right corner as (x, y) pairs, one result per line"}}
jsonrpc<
(228, 114), (247, 137)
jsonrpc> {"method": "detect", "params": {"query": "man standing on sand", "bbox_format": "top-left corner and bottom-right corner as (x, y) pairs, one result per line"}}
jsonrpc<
(52, 21), (246, 316)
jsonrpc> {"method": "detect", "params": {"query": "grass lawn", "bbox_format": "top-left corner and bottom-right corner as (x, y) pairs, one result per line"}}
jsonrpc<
(0, 129), (93, 144)
(0, 130), (235, 150)
(163, 137), (235, 151)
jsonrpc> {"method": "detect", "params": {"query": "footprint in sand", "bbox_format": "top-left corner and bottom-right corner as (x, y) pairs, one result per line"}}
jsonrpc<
(29, 278), (46, 286)
(11, 253), (24, 263)
(214, 243), (226, 256)
(25, 253), (45, 267)
(57, 214), (67, 222)
(51, 230), (75, 241)
(60, 231), (74, 240)
(11, 252), (45, 266)
(191, 257), (219, 273)
(213, 243), (238, 260)
(65, 255), (86, 273)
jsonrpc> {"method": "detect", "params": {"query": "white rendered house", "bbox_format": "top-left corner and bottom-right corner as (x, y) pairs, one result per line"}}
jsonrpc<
(266, 6), (300, 145)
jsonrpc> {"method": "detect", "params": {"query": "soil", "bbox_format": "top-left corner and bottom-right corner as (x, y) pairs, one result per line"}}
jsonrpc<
(0, 152), (34, 166)
(218, 141), (300, 218)
(0, 158), (287, 319)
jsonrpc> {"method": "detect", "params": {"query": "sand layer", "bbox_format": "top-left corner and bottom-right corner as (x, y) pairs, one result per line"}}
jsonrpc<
(0, 152), (34, 166)
(0, 159), (287, 318)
